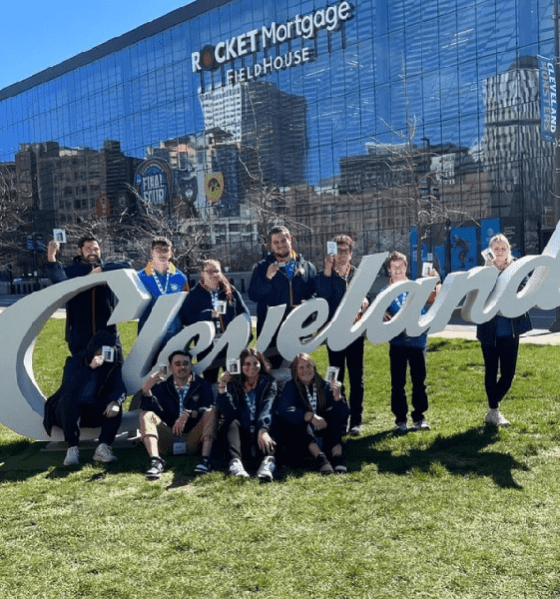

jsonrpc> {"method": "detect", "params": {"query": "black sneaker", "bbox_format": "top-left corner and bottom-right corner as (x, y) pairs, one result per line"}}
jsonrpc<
(194, 456), (212, 475)
(315, 452), (334, 475)
(146, 456), (165, 480)
(331, 453), (347, 474)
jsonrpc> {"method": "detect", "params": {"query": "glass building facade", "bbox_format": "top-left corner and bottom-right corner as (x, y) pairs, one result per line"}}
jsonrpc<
(0, 0), (557, 277)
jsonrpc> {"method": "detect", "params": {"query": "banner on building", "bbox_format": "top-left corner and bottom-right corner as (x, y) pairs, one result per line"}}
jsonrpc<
(205, 173), (224, 203)
(538, 56), (557, 143)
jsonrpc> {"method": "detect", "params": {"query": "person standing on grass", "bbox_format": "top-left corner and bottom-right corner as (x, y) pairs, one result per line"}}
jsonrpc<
(43, 330), (126, 467)
(137, 236), (190, 346)
(139, 350), (217, 480)
(316, 234), (370, 436)
(179, 259), (250, 384)
(477, 234), (532, 427)
(248, 225), (317, 369)
(277, 353), (350, 475)
(46, 235), (131, 359)
(382, 251), (440, 433)
(217, 348), (278, 481)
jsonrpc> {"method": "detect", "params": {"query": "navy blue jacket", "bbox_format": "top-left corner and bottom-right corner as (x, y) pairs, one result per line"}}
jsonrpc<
(277, 378), (350, 428)
(141, 374), (214, 428)
(217, 374), (277, 433)
(248, 252), (316, 336)
(47, 256), (131, 356)
(476, 313), (532, 345)
(179, 282), (249, 330)
(315, 265), (371, 320)
(43, 330), (127, 436)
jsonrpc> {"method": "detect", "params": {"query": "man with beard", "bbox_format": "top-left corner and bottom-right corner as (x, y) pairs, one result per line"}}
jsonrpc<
(248, 226), (317, 368)
(46, 235), (131, 358)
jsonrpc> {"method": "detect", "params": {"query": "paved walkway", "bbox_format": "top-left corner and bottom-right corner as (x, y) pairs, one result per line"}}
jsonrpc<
(430, 324), (560, 345)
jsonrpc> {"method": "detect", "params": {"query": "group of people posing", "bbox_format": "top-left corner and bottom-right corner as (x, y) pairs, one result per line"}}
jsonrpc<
(42, 226), (530, 480)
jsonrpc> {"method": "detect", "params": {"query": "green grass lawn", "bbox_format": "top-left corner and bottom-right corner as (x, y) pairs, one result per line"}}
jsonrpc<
(1, 320), (560, 598)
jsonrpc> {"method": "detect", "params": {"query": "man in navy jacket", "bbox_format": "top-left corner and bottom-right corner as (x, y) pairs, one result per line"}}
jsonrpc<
(46, 235), (131, 357)
(139, 350), (217, 479)
(248, 226), (316, 367)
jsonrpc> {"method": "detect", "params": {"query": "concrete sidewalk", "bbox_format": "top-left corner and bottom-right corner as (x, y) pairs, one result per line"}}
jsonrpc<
(430, 324), (560, 345)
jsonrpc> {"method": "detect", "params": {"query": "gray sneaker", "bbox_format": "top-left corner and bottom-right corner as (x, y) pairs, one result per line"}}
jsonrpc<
(395, 421), (408, 433)
(229, 458), (250, 478)
(93, 443), (117, 463)
(63, 446), (79, 466)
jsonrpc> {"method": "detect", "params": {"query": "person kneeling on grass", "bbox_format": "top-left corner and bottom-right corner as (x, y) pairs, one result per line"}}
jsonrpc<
(217, 348), (278, 481)
(382, 251), (440, 433)
(139, 350), (217, 480)
(43, 330), (126, 467)
(277, 353), (350, 475)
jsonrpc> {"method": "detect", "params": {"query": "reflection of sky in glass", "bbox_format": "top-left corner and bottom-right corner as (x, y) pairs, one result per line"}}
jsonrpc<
(0, 0), (555, 186)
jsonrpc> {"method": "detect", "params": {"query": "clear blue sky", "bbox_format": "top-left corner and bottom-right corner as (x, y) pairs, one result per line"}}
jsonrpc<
(1, 0), (196, 91)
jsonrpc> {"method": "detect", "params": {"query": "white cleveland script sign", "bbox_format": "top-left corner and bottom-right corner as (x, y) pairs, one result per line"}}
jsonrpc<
(2, 222), (560, 440)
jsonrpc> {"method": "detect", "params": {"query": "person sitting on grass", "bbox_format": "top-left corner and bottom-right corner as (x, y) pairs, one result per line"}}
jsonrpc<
(217, 348), (278, 481)
(43, 330), (126, 467)
(382, 251), (440, 433)
(277, 353), (350, 475)
(139, 350), (216, 480)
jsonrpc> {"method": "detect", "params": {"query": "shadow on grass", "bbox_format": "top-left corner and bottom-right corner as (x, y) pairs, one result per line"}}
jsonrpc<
(0, 427), (528, 489)
(349, 426), (528, 490)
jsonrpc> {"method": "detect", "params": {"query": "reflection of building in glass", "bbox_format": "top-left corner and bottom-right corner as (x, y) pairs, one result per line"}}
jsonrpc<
(482, 56), (554, 225)
(0, 0), (557, 276)
(15, 140), (137, 231)
(199, 82), (308, 188)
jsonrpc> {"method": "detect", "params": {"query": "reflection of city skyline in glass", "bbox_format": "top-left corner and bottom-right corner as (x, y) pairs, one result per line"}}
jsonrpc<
(0, 0), (556, 262)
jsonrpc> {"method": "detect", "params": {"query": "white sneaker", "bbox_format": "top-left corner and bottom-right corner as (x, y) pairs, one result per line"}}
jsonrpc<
(256, 456), (275, 482)
(93, 443), (118, 463)
(411, 419), (430, 431)
(229, 458), (249, 478)
(485, 408), (510, 427)
(63, 446), (79, 466)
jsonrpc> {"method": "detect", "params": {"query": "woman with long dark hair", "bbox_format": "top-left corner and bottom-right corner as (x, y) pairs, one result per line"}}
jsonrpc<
(179, 259), (250, 383)
(217, 348), (278, 481)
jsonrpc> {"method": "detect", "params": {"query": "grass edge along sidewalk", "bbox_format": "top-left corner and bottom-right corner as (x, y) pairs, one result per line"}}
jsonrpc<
(0, 320), (560, 598)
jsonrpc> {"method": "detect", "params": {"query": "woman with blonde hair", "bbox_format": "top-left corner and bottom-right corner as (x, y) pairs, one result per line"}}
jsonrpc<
(476, 234), (532, 427)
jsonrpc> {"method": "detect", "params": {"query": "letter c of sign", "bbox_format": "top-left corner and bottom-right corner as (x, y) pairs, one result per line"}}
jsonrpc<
(0, 270), (151, 441)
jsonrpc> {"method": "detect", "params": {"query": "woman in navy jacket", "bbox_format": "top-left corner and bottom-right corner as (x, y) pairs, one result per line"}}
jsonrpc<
(277, 353), (350, 475)
(179, 259), (250, 382)
(217, 348), (278, 481)
(477, 234), (532, 427)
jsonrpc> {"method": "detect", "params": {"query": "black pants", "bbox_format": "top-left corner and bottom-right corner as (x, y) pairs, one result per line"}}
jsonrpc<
(279, 411), (346, 460)
(53, 395), (122, 447)
(224, 419), (275, 462)
(328, 336), (365, 428)
(480, 336), (519, 409)
(389, 345), (428, 423)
